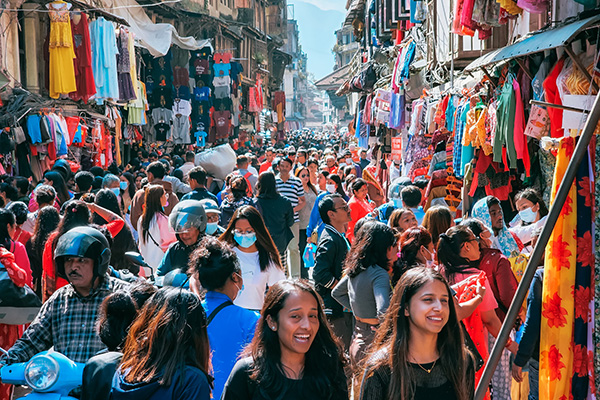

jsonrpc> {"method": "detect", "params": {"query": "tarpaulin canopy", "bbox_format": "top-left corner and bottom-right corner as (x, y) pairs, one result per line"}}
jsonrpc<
(465, 14), (600, 71)
(100, 0), (212, 57)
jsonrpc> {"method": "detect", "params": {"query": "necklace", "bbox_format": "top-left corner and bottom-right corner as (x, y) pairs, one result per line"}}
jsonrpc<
(414, 359), (437, 374)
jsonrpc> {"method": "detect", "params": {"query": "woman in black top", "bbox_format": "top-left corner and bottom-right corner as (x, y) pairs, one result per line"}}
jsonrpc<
(222, 280), (349, 400)
(360, 267), (474, 400)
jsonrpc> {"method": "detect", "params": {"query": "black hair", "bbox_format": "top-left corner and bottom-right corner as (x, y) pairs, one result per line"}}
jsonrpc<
(0, 182), (18, 202)
(459, 218), (486, 238)
(7, 202), (28, 225)
(74, 171), (95, 193)
(0, 209), (15, 249)
(189, 166), (208, 186)
(97, 281), (157, 351)
(401, 185), (422, 208)
(172, 169), (184, 181)
(94, 189), (139, 274)
(15, 177), (30, 197)
(89, 166), (105, 178)
(350, 178), (367, 195)
(44, 171), (70, 205)
(146, 161), (166, 180)
(189, 236), (241, 291)
(345, 221), (397, 278)
(436, 225), (477, 282)
(122, 172), (136, 199)
(515, 188), (549, 218)
(318, 194), (342, 225)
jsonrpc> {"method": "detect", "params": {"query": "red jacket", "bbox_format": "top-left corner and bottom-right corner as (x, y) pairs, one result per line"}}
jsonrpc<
(478, 248), (518, 321)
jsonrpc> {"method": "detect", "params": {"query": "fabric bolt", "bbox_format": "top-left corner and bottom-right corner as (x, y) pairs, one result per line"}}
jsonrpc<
(594, 137), (600, 397)
(90, 18), (119, 103)
(48, 2), (77, 99)
(69, 13), (95, 102)
(539, 137), (590, 400)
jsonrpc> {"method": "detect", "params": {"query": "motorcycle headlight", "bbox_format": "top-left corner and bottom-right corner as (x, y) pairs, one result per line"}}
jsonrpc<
(24, 355), (59, 391)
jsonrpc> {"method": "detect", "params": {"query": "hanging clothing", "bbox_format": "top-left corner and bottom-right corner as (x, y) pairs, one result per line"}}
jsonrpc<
(543, 57), (566, 138)
(90, 17), (119, 103)
(69, 13), (95, 102)
(48, 1), (77, 99)
(116, 27), (136, 101)
(494, 73), (518, 169)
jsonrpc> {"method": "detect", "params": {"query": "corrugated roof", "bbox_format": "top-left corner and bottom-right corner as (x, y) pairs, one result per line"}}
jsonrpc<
(343, 0), (366, 27)
(465, 14), (600, 71)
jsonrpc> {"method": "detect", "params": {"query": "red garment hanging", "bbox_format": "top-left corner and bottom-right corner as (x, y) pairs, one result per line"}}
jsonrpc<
(543, 58), (565, 138)
(69, 13), (96, 103)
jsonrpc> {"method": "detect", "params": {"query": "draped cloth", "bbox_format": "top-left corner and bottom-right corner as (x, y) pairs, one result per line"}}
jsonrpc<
(540, 137), (595, 399)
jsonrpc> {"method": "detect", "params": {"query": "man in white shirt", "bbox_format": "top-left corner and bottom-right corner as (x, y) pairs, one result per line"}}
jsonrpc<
(179, 151), (197, 183)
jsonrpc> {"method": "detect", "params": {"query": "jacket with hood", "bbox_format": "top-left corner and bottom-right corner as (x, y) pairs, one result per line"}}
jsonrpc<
(111, 365), (211, 400)
(130, 179), (179, 229)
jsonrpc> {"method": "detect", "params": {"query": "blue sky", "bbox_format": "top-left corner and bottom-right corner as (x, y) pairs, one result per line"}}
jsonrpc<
(289, 0), (346, 81)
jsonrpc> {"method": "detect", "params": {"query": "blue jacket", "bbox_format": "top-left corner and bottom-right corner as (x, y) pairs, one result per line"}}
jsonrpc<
(111, 366), (211, 400)
(202, 291), (259, 400)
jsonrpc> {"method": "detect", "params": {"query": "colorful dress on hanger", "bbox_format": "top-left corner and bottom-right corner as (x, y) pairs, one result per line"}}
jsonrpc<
(69, 13), (95, 102)
(48, 1), (77, 99)
(90, 17), (119, 103)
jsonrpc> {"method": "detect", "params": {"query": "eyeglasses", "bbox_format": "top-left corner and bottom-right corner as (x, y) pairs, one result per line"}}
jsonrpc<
(461, 237), (479, 247)
(334, 205), (350, 212)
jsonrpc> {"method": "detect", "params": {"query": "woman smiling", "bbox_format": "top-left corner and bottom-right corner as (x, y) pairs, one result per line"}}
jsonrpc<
(222, 280), (348, 400)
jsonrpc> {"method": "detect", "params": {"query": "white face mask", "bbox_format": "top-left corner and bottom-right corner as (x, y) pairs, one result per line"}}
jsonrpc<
(346, 158), (353, 165)
(326, 184), (336, 194)
(423, 247), (436, 268)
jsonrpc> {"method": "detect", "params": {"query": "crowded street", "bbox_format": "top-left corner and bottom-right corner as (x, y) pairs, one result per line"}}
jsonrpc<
(0, 0), (600, 399)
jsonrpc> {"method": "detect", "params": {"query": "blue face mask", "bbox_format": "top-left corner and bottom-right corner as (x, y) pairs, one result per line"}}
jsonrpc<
(234, 232), (257, 248)
(205, 222), (219, 235)
(120, 181), (128, 191)
(110, 187), (120, 197)
(519, 207), (537, 223)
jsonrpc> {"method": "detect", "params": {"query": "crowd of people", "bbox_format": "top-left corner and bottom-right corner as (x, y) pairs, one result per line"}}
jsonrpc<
(0, 131), (549, 400)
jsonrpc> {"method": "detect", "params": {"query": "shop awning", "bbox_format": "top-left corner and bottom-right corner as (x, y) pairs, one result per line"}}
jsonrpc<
(465, 14), (600, 71)
(315, 64), (351, 91)
(343, 0), (366, 27)
(100, 0), (212, 57)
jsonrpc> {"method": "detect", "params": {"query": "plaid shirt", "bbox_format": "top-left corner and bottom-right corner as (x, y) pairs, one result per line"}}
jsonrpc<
(8, 276), (128, 363)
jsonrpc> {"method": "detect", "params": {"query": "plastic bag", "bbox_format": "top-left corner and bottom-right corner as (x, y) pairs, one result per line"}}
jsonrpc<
(303, 243), (317, 269)
(194, 144), (237, 180)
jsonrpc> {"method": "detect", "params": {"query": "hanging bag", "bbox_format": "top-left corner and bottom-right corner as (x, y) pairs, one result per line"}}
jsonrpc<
(0, 249), (42, 324)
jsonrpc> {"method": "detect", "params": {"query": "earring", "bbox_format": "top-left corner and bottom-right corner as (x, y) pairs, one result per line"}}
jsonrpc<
(270, 325), (276, 331)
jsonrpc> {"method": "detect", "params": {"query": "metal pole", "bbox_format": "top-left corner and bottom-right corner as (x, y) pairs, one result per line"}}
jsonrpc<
(474, 90), (600, 400)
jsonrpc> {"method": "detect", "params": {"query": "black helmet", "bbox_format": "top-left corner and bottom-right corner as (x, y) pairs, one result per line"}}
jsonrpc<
(169, 200), (207, 235)
(54, 226), (111, 279)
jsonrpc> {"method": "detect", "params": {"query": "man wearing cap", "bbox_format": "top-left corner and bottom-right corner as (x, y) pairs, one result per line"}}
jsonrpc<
(182, 166), (218, 203)
(200, 199), (225, 237)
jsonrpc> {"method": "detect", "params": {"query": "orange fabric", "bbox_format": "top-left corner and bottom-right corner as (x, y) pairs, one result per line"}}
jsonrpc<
(346, 196), (375, 243)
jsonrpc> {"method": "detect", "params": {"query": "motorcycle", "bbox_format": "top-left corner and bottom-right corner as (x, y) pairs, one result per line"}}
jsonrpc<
(124, 251), (189, 288)
(0, 347), (84, 399)
(124, 251), (154, 283)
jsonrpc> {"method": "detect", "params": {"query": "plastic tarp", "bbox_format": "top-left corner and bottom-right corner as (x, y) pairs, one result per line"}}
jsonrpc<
(100, 0), (212, 57)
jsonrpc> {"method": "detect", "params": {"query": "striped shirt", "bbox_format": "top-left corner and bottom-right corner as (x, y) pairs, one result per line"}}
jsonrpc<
(276, 175), (304, 223)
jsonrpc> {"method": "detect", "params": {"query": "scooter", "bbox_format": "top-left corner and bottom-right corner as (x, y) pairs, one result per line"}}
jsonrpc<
(124, 251), (189, 288)
(124, 251), (155, 283)
(0, 347), (84, 399)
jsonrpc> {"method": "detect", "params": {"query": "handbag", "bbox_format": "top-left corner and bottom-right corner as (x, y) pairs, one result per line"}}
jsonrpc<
(0, 264), (42, 325)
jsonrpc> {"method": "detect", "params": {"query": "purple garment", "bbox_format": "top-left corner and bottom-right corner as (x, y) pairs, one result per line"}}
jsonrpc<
(116, 28), (136, 101)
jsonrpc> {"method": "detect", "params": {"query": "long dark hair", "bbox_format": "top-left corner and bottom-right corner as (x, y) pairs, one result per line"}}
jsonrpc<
(0, 209), (15, 249)
(256, 172), (280, 199)
(364, 267), (471, 400)
(93, 189), (139, 273)
(244, 280), (346, 397)
(122, 172), (137, 200)
(31, 206), (60, 254)
(328, 174), (346, 198)
(51, 200), (91, 251)
(220, 205), (282, 272)
(436, 225), (477, 283)
(392, 227), (433, 285)
(140, 185), (165, 244)
(515, 188), (548, 219)
(345, 220), (397, 278)
(295, 166), (318, 195)
(44, 171), (70, 205)
(120, 288), (212, 387)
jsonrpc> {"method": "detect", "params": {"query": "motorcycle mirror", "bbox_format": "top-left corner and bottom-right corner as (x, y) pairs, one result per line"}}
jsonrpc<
(124, 252), (146, 267)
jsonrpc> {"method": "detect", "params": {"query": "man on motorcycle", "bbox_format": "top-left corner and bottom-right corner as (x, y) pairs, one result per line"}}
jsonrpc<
(156, 200), (207, 287)
(5, 227), (128, 364)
